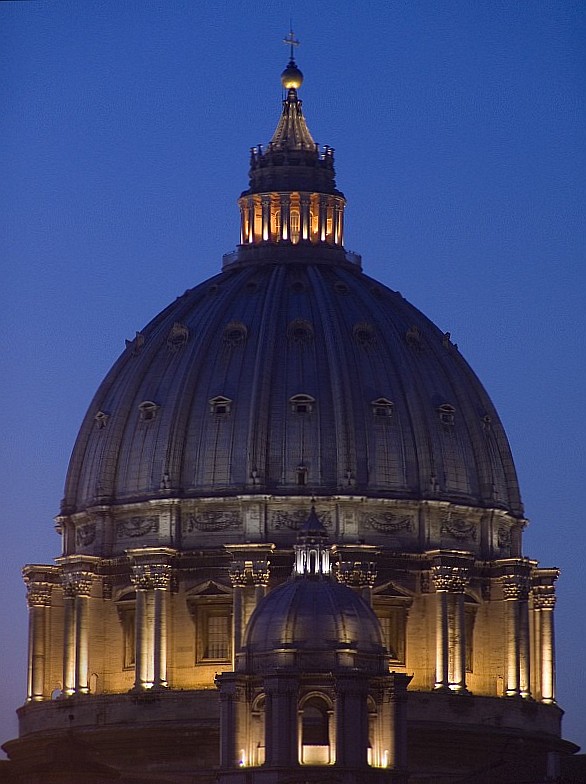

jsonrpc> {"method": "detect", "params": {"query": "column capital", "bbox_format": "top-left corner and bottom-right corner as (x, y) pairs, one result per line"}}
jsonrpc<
(225, 543), (275, 587)
(26, 582), (52, 607)
(501, 574), (531, 601)
(62, 571), (94, 597)
(130, 562), (172, 590)
(23, 565), (58, 606)
(331, 544), (378, 589)
(431, 564), (468, 593)
(533, 584), (557, 610)
(127, 547), (176, 589)
(228, 561), (248, 588)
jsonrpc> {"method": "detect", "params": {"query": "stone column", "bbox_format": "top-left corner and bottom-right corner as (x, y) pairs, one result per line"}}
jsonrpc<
(226, 544), (274, 666)
(251, 560), (270, 605)
(239, 200), (246, 244)
(533, 582), (557, 704)
(61, 569), (94, 695)
(280, 193), (291, 242)
(24, 579), (52, 702)
(127, 549), (175, 691)
(332, 544), (377, 604)
(335, 673), (369, 768)
(74, 575), (93, 694)
(247, 197), (254, 243)
(431, 562), (469, 692)
(388, 673), (412, 770)
(300, 193), (310, 241)
(130, 560), (173, 690)
(228, 562), (247, 668)
(264, 675), (299, 767)
(216, 674), (249, 769)
(319, 195), (327, 242)
(501, 574), (531, 697)
(261, 195), (271, 242)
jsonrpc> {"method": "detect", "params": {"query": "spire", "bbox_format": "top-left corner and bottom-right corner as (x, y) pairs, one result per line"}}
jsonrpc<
(231, 35), (352, 258)
(293, 506), (331, 579)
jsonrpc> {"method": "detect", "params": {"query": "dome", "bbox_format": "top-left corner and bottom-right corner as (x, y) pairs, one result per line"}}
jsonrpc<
(241, 576), (387, 672)
(63, 253), (522, 518)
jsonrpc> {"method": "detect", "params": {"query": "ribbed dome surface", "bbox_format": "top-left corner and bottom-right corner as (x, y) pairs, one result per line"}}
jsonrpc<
(243, 577), (385, 655)
(63, 252), (522, 517)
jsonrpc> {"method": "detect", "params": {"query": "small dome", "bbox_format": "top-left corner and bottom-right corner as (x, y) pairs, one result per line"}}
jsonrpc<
(281, 61), (303, 89)
(243, 578), (385, 660)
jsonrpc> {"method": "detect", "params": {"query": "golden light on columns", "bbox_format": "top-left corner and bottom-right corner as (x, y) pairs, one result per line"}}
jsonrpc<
(128, 548), (175, 691)
(430, 554), (471, 693)
(23, 568), (54, 702)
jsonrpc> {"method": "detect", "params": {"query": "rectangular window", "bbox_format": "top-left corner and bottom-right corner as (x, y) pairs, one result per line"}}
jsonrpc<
(374, 604), (406, 664)
(195, 604), (232, 663)
(205, 615), (229, 659)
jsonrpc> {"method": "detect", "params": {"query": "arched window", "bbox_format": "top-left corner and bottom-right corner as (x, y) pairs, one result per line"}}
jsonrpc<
(300, 695), (331, 765)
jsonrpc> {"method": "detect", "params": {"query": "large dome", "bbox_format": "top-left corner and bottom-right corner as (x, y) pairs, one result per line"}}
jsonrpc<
(63, 249), (522, 518)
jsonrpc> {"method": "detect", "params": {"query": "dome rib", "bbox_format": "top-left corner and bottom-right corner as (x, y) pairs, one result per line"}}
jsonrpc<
(62, 259), (523, 520)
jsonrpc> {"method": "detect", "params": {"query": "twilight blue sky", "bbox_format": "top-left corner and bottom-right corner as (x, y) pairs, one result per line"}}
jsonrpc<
(1, 0), (585, 751)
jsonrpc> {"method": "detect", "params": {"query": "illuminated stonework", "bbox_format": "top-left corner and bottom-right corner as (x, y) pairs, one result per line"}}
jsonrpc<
(2, 44), (577, 784)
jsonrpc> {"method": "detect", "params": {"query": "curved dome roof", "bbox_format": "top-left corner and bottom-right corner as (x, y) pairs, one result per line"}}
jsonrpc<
(62, 60), (522, 523)
(242, 576), (386, 668)
(63, 250), (522, 517)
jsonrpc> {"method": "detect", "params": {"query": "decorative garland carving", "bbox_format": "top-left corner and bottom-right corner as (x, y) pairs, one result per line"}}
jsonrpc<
(271, 509), (332, 531)
(183, 510), (241, 533)
(76, 523), (96, 547)
(441, 517), (477, 541)
(362, 512), (413, 534)
(116, 516), (159, 539)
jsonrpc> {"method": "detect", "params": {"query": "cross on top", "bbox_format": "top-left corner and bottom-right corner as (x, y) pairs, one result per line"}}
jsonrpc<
(283, 29), (300, 61)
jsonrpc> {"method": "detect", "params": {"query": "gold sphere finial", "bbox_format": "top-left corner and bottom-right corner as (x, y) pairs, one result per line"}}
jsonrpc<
(281, 61), (304, 90)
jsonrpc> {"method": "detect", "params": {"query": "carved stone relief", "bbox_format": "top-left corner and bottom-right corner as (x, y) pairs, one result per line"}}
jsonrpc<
(182, 510), (241, 534)
(116, 516), (159, 539)
(271, 509), (332, 531)
(497, 526), (512, 549)
(440, 513), (477, 541)
(76, 523), (96, 547)
(362, 512), (413, 534)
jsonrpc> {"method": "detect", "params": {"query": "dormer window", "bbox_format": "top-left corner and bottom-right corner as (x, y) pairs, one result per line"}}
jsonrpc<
(371, 398), (394, 418)
(296, 466), (308, 486)
(94, 411), (109, 430)
(438, 403), (456, 426)
(209, 395), (232, 416)
(138, 401), (159, 422)
(290, 394), (315, 414)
